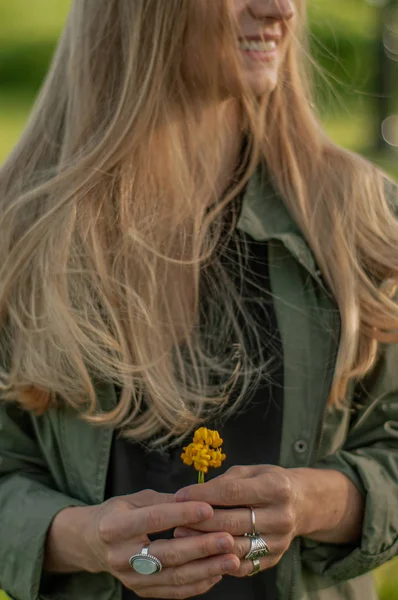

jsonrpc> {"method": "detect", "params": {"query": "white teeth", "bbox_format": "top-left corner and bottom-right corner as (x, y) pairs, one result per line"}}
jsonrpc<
(239, 39), (277, 52)
(265, 40), (277, 51)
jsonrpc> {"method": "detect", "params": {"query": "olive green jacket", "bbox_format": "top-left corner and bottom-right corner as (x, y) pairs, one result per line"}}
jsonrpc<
(1, 169), (398, 600)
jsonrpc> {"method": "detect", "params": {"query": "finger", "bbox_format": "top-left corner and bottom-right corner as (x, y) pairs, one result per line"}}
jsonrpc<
(172, 531), (253, 557)
(174, 527), (202, 538)
(180, 507), (280, 536)
(175, 477), (265, 506)
(137, 502), (213, 536)
(232, 535), (277, 561)
(130, 576), (222, 598)
(109, 533), (235, 573)
(172, 531), (252, 561)
(123, 489), (176, 509)
(231, 555), (277, 578)
(215, 533), (277, 578)
(127, 553), (240, 589)
(151, 532), (235, 567)
(173, 532), (279, 564)
(102, 501), (213, 542)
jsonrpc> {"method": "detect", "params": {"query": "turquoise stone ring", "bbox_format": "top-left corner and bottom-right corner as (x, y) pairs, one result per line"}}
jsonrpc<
(129, 543), (163, 575)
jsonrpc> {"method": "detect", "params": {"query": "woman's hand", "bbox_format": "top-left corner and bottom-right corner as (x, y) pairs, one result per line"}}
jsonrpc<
(45, 489), (241, 599)
(173, 465), (365, 577)
(173, 465), (298, 577)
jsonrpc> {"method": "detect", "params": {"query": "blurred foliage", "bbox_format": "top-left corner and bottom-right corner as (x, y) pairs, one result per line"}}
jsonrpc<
(0, 1), (397, 596)
(0, 0), (70, 88)
(0, 0), (397, 173)
(375, 560), (398, 600)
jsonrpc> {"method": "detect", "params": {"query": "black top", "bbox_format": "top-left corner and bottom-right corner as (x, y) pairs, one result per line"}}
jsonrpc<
(105, 234), (284, 600)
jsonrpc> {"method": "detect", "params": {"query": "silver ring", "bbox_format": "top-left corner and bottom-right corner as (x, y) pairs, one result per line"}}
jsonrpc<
(245, 534), (271, 560)
(129, 543), (163, 575)
(245, 507), (258, 536)
(248, 557), (261, 577)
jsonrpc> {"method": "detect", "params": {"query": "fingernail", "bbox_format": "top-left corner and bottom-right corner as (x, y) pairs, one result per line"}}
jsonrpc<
(198, 505), (213, 520)
(217, 536), (233, 552)
(222, 558), (238, 572)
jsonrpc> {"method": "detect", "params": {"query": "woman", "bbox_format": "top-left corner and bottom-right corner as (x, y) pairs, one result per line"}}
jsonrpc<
(0, 0), (397, 599)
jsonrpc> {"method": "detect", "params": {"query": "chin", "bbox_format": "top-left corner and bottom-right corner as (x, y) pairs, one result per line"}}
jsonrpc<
(248, 76), (278, 97)
(244, 66), (279, 96)
(220, 69), (278, 101)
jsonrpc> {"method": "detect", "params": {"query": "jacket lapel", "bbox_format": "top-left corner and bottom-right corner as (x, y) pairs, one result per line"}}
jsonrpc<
(237, 166), (326, 291)
(237, 166), (341, 600)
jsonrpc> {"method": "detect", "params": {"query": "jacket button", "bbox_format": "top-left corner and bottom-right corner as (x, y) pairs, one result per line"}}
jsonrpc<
(294, 440), (308, 454)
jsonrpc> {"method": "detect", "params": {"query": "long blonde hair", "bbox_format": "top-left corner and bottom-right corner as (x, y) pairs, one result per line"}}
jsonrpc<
(0, 0), (397, 444)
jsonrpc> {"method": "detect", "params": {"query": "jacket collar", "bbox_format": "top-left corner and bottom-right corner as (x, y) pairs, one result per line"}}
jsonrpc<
(237, 165), (325, 290)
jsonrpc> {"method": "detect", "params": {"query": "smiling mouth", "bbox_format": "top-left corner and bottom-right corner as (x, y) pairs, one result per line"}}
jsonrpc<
(238, 38), (279, 63)
(239, 39), (277, 53)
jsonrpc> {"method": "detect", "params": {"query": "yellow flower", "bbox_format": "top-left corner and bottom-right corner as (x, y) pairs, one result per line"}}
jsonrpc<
(193, 427), (224, 448)
(181, 427), (226, 483)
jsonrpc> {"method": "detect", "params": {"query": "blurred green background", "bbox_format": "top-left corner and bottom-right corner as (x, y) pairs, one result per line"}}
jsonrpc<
(0, 0), (397, 174)
(0, 1), (397, 599)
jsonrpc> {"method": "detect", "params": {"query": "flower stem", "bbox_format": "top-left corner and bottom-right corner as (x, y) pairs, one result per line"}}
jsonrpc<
(198, 471), (205, 484)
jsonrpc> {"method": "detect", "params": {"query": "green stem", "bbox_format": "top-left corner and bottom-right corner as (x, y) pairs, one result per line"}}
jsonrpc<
(198, 471), (205, 484)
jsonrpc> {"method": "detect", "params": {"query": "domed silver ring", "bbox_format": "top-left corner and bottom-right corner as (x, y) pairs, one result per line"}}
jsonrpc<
(129, 543), (163, 575)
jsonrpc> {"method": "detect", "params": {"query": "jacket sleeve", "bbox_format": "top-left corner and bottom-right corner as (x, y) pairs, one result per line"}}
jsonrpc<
(300, 341), (398, 581)
(0, 402), (87, 600)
